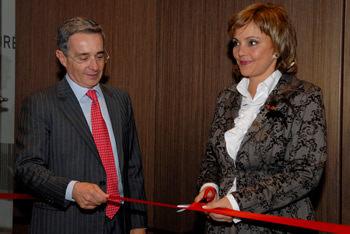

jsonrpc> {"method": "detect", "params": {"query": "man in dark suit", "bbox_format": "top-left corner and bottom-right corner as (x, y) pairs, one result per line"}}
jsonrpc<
(15, 17), (147, 233)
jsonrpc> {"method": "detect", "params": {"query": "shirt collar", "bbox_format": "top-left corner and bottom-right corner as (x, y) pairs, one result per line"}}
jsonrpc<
(65, 74), (103, 100)
(237, 70), (282, 98)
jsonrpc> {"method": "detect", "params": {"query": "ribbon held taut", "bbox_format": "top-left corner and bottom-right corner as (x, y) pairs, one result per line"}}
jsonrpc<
(1, 193), (350, 233)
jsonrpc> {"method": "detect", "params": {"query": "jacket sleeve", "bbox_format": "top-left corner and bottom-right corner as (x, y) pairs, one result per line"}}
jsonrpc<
(197, 89), (237, 189)
(15, 92), (71, 208)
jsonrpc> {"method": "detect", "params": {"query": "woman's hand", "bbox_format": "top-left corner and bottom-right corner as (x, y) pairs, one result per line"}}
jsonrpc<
(194, 187), (218, 217)
(202, 197), (233, 223)
(194, 186), (217, 203)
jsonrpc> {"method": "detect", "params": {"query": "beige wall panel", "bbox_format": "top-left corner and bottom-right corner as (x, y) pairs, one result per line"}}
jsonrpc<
(154, 0), (239, 232)
(110, 0), (157, 228)
(343, 0), (350, 226)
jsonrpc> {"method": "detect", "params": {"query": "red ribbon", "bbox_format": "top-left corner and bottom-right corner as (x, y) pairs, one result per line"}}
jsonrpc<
(0, 193), (38, 200)
(1, 193), (350, 233)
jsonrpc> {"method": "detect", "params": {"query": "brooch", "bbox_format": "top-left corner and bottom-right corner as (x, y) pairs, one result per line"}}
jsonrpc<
(266, 89), (300, 128)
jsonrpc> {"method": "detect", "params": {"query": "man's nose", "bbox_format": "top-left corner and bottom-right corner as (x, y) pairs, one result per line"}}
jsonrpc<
(88, 57), (99, 70)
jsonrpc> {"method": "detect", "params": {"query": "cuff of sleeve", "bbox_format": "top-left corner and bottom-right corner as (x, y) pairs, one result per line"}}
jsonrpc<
(200, 183), (219, 195)
(65, 180), (79, 202)
(225, 194), (241, 224)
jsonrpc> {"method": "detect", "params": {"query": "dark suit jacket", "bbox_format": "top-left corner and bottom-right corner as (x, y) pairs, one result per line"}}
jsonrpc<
(15, 78), (147, 233)
(198, 74), (327, 233)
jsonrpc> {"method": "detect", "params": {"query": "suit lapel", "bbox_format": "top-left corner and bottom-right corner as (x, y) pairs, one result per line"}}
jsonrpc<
(56, 79), (100, 159)
(228, 90), (242, 130)
(239, 74), (293, 148)
(101, 85), (124, 172)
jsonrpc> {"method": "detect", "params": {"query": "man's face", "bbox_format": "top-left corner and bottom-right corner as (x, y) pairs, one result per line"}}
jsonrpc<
(56, 33), (106, 89)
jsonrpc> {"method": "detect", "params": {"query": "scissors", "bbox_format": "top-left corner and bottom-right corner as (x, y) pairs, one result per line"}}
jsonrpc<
(177, 187), (216, 213)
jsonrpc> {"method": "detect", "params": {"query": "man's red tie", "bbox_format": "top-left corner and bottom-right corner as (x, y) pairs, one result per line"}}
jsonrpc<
(86, 90), (120, 219)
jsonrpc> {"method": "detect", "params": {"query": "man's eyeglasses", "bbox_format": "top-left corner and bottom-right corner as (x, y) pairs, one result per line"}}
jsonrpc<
(67, 51), (110, 64)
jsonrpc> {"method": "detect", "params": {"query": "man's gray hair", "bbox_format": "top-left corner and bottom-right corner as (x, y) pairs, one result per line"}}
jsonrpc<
(56, 17), (105, 55)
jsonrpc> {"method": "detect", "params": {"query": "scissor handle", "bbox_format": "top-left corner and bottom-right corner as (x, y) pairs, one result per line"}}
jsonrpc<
(199, 187), (216, 203)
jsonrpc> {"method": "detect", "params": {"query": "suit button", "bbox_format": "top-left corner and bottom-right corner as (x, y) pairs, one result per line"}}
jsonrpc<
(100, 181), (106, 186)
(252, 120), (260, 127)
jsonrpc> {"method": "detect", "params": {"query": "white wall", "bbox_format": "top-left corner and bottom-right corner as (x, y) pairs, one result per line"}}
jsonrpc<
(0, 0), (15, 233)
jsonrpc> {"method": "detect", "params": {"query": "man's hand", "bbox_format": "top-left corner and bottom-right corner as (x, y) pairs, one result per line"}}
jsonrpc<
(130, 228), (146, 234)
(72, 182), (109, 209)
(202, 197), (233, 223)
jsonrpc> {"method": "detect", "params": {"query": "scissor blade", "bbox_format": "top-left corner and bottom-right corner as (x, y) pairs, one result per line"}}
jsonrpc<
(177, 204), (190, 213)
(177, 208), (187, 213)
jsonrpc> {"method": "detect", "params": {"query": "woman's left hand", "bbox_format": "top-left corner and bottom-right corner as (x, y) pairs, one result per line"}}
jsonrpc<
(202, 197), (233, 223)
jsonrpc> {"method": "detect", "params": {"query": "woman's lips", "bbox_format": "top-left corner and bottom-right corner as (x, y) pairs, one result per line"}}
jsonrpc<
(239, 61), (251, 65)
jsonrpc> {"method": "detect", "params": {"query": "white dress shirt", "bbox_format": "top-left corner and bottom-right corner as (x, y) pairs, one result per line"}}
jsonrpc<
(64, 74), (124, 201)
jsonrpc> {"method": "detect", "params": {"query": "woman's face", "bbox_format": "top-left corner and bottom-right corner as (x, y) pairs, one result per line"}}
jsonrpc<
(232, 22), (277, 83)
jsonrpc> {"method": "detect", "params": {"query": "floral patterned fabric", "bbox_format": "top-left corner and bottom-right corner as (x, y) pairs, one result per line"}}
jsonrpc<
(198, 74), (327, 233)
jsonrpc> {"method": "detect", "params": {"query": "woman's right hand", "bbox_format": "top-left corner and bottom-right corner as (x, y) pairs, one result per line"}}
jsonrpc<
(194, 187), (218, 216)
(194, 186), (217, 202)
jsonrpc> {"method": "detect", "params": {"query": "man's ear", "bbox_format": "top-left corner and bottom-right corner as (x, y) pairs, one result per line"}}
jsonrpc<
(56, 50), (67, 67)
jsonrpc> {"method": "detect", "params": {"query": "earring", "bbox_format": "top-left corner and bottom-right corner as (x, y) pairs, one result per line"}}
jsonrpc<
(273, 53), (279, 59)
